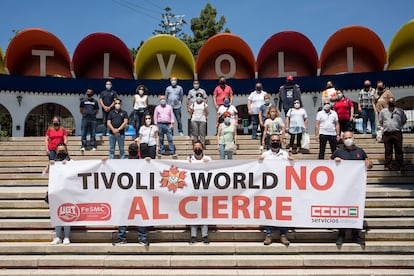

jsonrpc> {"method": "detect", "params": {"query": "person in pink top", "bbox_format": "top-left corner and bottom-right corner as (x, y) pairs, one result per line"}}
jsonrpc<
(153, 95), (176, 157)
(213, 76), (233, 110)
(44, 116), (68, 163)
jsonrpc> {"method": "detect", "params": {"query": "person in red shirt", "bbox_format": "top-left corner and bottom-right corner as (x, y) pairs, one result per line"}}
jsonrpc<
(333, 91), (354, 133)
(213, 76), (233, 111)
(44, 116), (68, 163)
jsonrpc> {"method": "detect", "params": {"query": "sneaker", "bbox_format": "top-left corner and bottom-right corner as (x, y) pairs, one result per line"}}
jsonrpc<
(202, 236), (209, 244)
(80, 147), (85, 151)
(263, 234), (273, 245)
(50, 237), (61, 245)
(189, 236), (196, 245)
(172, 153), (178, 157)
(280, 234), (290, 246)
(91, 147), (96, 151)
(112, 238), (127, 245)
(336, 235), (344, 246)
(138, 239), (149, 246)
(179, 132), (184, 136)
(63, 237), (70, 245)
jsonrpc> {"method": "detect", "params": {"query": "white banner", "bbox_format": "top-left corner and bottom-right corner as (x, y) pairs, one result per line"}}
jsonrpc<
(49, 159), (366, 229)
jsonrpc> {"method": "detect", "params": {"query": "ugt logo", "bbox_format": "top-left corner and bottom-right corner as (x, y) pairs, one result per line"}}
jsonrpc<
(160, 165), (186, 193)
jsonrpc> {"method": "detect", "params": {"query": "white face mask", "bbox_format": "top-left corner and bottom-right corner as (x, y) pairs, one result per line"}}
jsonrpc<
(171, 80), (177, 86)
(323, 104), (331, 111)
(193, 84), (199, 90)
(145, 119), (151, 125)
(114, 103), (121, 110)
(224, 117), (231, 124)
(106, 85), (112, 90)
(138, 89), (144, 95)
(294, 103), (300, 109)
(343, 138), (354, 147)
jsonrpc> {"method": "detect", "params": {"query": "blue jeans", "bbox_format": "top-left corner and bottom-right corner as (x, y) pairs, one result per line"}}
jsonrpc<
(48, 150), (56, 161)
(361, 108), (376, 134)
(109, 134), (125, 159)
(265, 226), (287, 236)
(251, 114), (259, 139)
(173, 108), (183, 133)
(219, 144), (233, 160)
(81, 118), (97, 148)
(55, 226), (71, 238)
(118, 226), (148, 241)
(157, 123), (175, 155)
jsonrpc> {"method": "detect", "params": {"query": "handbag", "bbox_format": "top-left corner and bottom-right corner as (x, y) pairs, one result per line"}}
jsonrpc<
(224, 142), (237, 153)
(301, 132), (310, 150)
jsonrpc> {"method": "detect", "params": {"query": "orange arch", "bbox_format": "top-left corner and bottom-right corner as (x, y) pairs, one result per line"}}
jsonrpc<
(5, 28), (71, 77)
(320, 26), (386, 75)
(72, 32), (134, 79)
(257, 31), (318, 78)
(196, 33), (255, 79)
(387, 19), (414, 70)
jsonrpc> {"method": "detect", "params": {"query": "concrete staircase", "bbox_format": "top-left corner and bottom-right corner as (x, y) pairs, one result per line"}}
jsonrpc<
(0, 134), (413, 275)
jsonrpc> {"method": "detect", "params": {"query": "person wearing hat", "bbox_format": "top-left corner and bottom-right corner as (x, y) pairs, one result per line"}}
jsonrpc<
(80, 88), (99, 151)
(189, 91), (209, 146)
(278, 75), (302, 116)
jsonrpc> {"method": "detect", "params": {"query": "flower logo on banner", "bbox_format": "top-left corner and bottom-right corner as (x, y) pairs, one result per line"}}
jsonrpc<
(160, 165), (187, 193)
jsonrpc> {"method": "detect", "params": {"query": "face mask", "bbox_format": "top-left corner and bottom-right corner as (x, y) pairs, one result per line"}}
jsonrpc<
(271, 141), (281, 149)
(106, 85), (112, 90)
(160, 99), (166, 105)
(194, 149), (203, 155)
(326, 85), (333, 89)
(343, 138), (354, 147)
(129, 151), (138, 157)
(323, 104), (331, 111)
(87, 94), (93, 98)
(294, 103), (300, 108)
(138, 89), (144, 95)
(256, 86), (262, 91)
(56, 152), (67, 160)
(264, 99), (270, 104)
(223, 100), (230, 106)
(196, 97), (203, 103)
(364, 84), (370, 89)
(171, 80), (177, 86)
(145, 119), (151, 125)
(53, 122), (60, 127)
(220, 80), (226, 85)
(388, 102), (396, 107)
(337, 94), (343, 100)
(377, 86), (384, 91)
(114, 103), (121, 110)
(193, 84), (199, 90)
(224, 117), (231, 123)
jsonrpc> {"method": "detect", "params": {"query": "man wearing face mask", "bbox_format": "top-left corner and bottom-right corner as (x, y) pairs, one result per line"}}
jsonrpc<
(213, 76), (233, 111)
(248, 83), (267, 139)
(80, 89), (99, 151)
(107, 99), (128, 159)
(373, 81), (394, 142)
(153, 95), (176, 157)
(187, 80), (208, 111)
(315, 100), (340, 159)
(99, 81), (118, 135)
(331, 131), (372, 247)
(259, 134), (293, 246)
(278, 75), (302, 115)
(358, 80), (376, 137)
(165, 77), (184, 136)
(379, 97), (407, 171)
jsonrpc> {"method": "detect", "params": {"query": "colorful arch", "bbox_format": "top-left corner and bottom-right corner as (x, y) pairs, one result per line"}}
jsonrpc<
(319, 26), (386, 75)
(387, 19), (414, 70)
(0, 48), (6, 74)
(5, 28), (71, 77)
(257, 31), (318, 78)
(196, 33), (255, 79)
(72, 32), (134, 79)
(135, 35), (195, 80)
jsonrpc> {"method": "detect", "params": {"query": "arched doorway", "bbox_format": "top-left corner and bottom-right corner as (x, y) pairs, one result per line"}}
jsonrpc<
(397, 96), (414, 133)
(24, 103), (75, 136)
(0, 105), (12, 137)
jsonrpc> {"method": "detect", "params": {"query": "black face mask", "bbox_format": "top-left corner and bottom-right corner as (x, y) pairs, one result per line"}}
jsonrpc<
(56, 152), (68, 160)
(271, 141), (281, 149)
(53, 122), (60, 127)
(388, 102), (396, 107)
(194, 149), (203, 156)
(129, 151), (138, 157)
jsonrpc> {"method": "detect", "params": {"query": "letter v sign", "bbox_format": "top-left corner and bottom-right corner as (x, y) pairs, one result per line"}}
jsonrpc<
(156, 53), (176, 79)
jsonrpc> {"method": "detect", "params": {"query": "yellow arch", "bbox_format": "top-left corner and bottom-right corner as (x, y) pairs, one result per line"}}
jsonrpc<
(387, 19), (414, 70)
(134, 35), (195, 80)
(0, 48), (5, 74)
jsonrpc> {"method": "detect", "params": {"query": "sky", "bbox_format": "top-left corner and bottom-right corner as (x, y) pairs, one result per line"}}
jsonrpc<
(1, 0), (413, 58)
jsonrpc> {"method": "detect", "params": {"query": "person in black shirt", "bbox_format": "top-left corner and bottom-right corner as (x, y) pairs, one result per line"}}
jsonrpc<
(331, 131), (372, 248)
(107, 99), (128, 159)
(80, 89), (99, 151)
(99, 81), (118, 135)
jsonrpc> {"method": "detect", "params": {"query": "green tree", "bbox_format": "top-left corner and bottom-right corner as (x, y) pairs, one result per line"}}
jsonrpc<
(183, 3), (230, 57)
(130, 40), (144, 61)
(152, 7), (186, 39)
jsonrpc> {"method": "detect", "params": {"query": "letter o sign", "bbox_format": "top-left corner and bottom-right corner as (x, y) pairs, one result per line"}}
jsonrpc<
(215, 54), (236, 79)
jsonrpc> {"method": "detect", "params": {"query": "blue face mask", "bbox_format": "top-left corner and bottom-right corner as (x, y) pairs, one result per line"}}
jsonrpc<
(224, 100), (230, 106)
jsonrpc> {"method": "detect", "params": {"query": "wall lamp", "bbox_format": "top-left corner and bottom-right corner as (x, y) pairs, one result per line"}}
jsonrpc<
(312, 95), (318, 107)
(16, 95), (23, 107)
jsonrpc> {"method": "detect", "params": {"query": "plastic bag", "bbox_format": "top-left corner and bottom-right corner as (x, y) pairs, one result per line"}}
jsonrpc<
(301, 133), (310, 150)
(224, 142), (237, 153)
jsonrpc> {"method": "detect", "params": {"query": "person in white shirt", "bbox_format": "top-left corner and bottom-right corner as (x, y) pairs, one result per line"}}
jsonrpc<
(216, 96), (238, 128)
(132, 85), (149, 138)
(247, 83), (267, 140)
(189, 92), (209, 146)
(315, 100), (340, 159)
(187, 140), (212, 244)
(285, 99), (308, 154)
(135, 114), (159, 159)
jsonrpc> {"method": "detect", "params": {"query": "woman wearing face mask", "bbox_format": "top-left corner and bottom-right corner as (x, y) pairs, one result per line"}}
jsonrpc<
(187, 140), (212, 244)
(333, 91), (354, 134)
(217, 111), (238, 160)
(135, 115), (159, 159)
(132, 85), (149, 138)
(286, 99), (308, 154)
(189, 92), (209, 146)
(216, 96), (238, 129)
(259, 94), (272, 132)
(262, 107), (285, 150)
(44, 116), (68, 164)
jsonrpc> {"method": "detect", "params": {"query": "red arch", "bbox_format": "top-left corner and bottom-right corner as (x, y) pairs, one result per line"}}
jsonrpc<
(320, 26), (386, 75)
(5, 28), (71, 77)
(72, 32), (134, 79)
(257, 31), (318, 78)
(196, 33), (255, 79)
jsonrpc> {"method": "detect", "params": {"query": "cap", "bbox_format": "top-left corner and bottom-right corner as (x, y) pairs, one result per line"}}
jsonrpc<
(222, 111), (231, 117)
(196, 92), (203, 97)
(287, 75), (294, 81)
